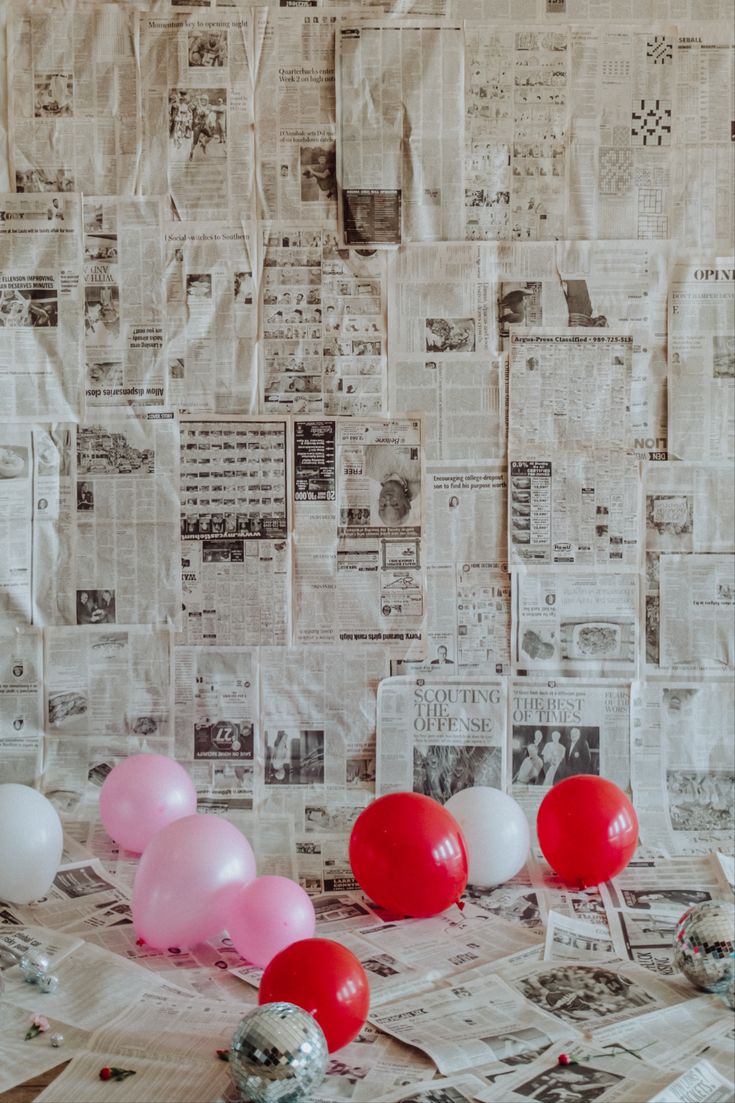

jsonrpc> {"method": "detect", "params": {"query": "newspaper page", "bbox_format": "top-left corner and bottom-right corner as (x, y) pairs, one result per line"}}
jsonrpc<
(377, 676), (507, 798)
(649, 1061), (735, 1103)
(0, 424), (34, 626)
(508, 332), (641, 569)
(642, 460), (735, 674)
(164, 221), (257, 413)
(0, 629), (43, 785)
(510, 679), (630, 820)
(292, 417), (426, 657)
(464, 25), (568, 242)
(672, 28), (735, 250)
(84, 197), (166, 408)
(140, 10), (255, 222)
(178, 416), (290, 646)
(658, 554), (734, 675)
(337, 20), (465, 245)
(262, 227), (387, 417)
(512, 571), (639, 678)
(566, 27), (677, 241)
(7, 1), (140, 196)
(33, 410), (182, 627)
(0, 192), (83, 420)
(42, 626), (173, 813)
(668, 258), (735, 461)
(387, 244), (502, 459)
(396, 461), (510, 676)
(543, 909), (617, 961)
(259, 646), (388, 892)
(494, 240), (669, 456)
(631, 680), (735, 855)
(174, 645), (259, 813)
(255, 10), (338, 226)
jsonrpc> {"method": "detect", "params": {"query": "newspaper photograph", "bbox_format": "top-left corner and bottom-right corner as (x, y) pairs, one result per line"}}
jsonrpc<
(292, 417), (426, 657)
(337, 20), (465, 245)
(179, 416), (290, 646)
(631, 681), (735, 856)
(261, 227), (386, 416)
(255, 10), (338, 226)
(642, 460), (734, 673)
(140, 11), (255, 222)
(510, 679), (630, 818)
(83, 197), (165, 408)
(8, 2), (140, 197)
(0, 192), (83, 420)
(377, 676), (507, 799)
(165, 222), (257, 412)
(387, 244), (502, 460)
(512, 571), (639, 678)
(668, 259), (734, 461)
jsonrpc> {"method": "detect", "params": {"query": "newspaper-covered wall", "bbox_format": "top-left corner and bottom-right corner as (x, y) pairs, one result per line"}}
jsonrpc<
(0, 4), (733, 1098)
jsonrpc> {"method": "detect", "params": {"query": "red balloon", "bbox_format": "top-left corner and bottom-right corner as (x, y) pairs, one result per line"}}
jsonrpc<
(537, 776), (638, 888)
(349, 792), (468, 918)
(258, 938), (369, 1052)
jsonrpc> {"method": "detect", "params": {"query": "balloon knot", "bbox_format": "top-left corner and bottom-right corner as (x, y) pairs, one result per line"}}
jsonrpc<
(456, 899), (466, 912)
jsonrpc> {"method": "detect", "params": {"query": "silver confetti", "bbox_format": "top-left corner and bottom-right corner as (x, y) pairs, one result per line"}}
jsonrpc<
(37, 973), (60, 994)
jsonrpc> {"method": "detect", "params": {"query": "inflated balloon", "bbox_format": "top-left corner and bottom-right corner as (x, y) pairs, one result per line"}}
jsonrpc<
(224, 876), (316, 968)
(0, 784), (63, 905)
(100, 753), (197, 853)
(132, 814), (256, 949)
(445, 786), (529, 887)
(349, 792), (468, 917)
(259, 939), (369, 1053)
(537, 775), (638, 888)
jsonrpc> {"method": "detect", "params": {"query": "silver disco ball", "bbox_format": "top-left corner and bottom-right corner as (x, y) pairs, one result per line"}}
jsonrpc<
(229, 1002), (328, 1103)
(673, 900), (735, 1009)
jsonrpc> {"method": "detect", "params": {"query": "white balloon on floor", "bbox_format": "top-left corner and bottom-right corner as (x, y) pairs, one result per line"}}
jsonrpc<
(0, 783), (63, 904)
(445, 786), (530, 887)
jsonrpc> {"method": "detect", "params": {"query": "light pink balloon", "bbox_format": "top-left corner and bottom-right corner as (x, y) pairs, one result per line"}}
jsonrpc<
(100, 754), (197, 854)
(132, 814), (256, 949)
(224, 876), (316, 968)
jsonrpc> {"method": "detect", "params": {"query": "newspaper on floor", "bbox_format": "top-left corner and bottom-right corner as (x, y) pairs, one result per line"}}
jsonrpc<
(261, 227), (387, 417)
(0, 629), (43, 784)
(255, 10), (338, 226)
(164, 221), (257, 413)
(642, 460), (735, 674)
(510, 678), (630, 820)
(292, 417), (426, 657)
(543, 909), (617, 962)
(376, 676), (507, 798)
(507, 331), (640, 569)
(512, 570), (639, 678)
(140, 10), (256, 222)
(5, 858), (133, 932)
(32, 410), (181, 627)
(631, 682), (735, 855)
(0, 999), (88, 1093)
(0, 193), (83, 420)
(178, 415), (290, 646)
(668, 258), (735, 461)
(408, 461), (510, 677)
(387, 244), (502, 459)
(83, 197), (166, 408)
(648, 1061), (735, 1103)
(336, 20), (465, 245)
(7, 2), (140, 196)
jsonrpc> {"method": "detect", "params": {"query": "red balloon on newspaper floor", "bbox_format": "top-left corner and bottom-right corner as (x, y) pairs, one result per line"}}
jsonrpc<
(537, 775), (638, 888)
(349, 792), (469, 917)
(258, 938), (369, 1052)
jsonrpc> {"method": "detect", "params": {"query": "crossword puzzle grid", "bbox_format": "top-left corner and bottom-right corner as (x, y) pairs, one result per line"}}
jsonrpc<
(599, 149), (633, 196)
(637, 187), (668, 237)
(631, 99), (672, 146)
(647, 36), (673, 64)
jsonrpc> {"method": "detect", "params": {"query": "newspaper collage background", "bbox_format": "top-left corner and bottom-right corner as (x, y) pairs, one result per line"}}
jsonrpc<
(0, 0), (733, 1100)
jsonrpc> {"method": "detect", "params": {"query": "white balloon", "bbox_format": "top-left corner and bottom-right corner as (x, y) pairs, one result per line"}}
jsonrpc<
(0, 784), (63, 904)
(445, 786), (529, 887)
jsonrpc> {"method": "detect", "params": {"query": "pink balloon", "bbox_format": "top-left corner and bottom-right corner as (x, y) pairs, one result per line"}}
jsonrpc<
(100, 754), (197, 854)
(132, 814), (256, 949)
(224, 876), (316, 968)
